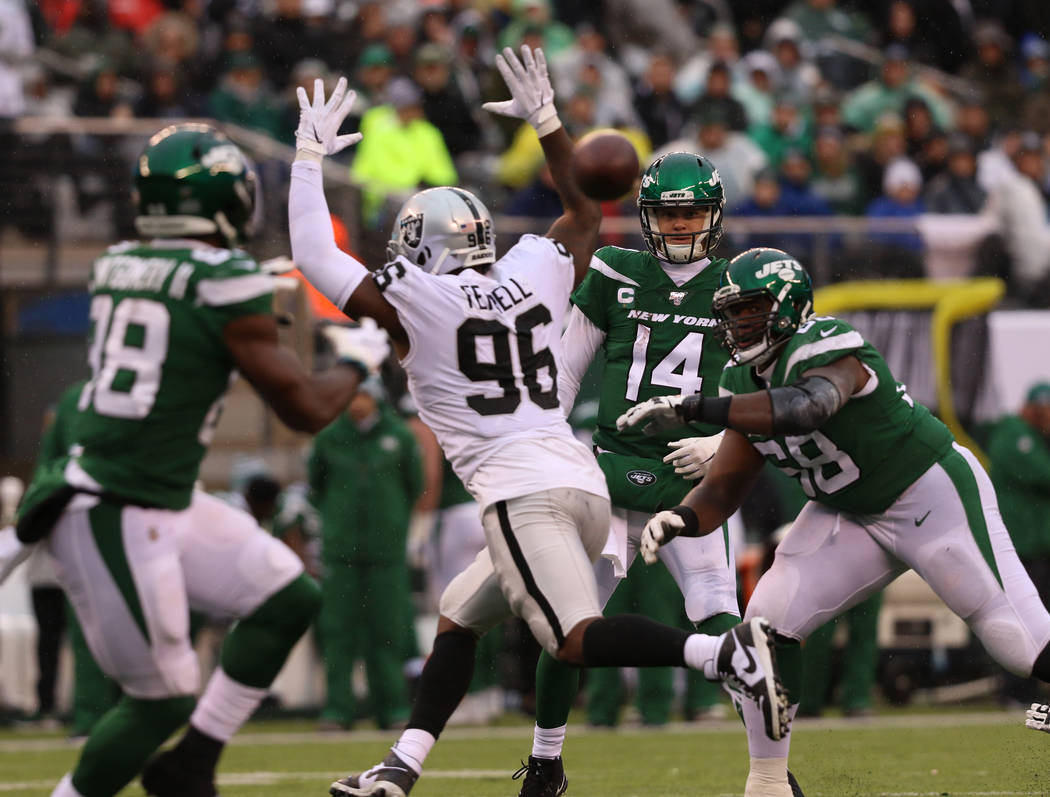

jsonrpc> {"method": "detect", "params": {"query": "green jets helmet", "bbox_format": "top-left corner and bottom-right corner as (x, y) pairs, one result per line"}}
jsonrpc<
(134, 123), (257, 247)
(638, 151), (725, 263)
(712, 247), (813, 367)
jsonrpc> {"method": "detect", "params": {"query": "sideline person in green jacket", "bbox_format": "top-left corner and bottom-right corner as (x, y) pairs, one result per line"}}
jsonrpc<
(988, 381), (1050, 703)
(309, 380), (423, 729)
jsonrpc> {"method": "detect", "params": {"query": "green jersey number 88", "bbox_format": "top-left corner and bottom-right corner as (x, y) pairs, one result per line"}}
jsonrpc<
(78, 295), (170, 420)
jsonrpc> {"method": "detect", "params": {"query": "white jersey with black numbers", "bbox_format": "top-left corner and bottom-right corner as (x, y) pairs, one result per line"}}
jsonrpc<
(377, 233), (608, 509)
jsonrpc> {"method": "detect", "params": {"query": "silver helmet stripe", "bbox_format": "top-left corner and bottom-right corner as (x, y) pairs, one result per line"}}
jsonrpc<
(449, 186), (485, 246)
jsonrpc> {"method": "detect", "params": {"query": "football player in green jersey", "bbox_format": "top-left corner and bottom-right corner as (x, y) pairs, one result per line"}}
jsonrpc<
(17, 124), (363, 797)
(621, 247), (1050, 797)
(513, 151), (749, 797)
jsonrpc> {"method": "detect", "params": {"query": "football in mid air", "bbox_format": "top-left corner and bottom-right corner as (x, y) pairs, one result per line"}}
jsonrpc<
(571, 130), (640, 201)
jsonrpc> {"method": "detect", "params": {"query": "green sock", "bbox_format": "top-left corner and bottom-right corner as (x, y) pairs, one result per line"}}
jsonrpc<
(693, 612), (740, 636)
(71, 695), (194, 797)
(534, 650), (580, 728)
(221, 574), (321, 688)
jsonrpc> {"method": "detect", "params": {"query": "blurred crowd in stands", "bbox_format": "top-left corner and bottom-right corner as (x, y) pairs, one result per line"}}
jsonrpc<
(3, 0), (1050, 300)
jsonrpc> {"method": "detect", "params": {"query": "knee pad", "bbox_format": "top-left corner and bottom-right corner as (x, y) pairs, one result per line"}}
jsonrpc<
(969, 597), (1036, 677)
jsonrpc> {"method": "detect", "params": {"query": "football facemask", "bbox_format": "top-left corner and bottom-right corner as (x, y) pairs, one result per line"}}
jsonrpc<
(713, 247), (813, 368)
(638, 151), (725, 264)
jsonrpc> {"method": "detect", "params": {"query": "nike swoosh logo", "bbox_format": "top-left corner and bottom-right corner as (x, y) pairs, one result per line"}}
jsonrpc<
(738, 634), (758, 675)
(819, 327), (838, 337)
(914, 510), (931, 526)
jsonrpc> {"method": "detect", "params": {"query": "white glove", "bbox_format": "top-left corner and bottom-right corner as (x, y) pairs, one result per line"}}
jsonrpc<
(482, 46), (561, 137)
(616, 394), (686, 435)
(295, 76), (362, 161)
(663, 432), (724, 480)
(406, 511), (436, 570)
(1026, 703), (1050, 733)
(322, 318), (390, 374)
(640, 510), (686, 565)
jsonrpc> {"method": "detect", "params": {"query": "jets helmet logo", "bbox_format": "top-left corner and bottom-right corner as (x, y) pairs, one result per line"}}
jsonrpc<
(400, 213), (424, 248)
(200, 144), (246, 174)
(754, 258), (803, 281)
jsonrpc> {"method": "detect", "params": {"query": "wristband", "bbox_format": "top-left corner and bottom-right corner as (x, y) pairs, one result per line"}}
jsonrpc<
(670, 505), (699, 538)
(294, 148), (324, 164)
(531, 104), (562, 137)
(679, 394), (732, 427)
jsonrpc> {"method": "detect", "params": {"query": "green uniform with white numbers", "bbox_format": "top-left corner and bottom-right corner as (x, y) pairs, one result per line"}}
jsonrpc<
(73, 240), (272, 508)
(572, 246), (730, 512)
(735, 312), (1050, 737)
(720, 316), (954, 512)
(567, 245), (740, 725)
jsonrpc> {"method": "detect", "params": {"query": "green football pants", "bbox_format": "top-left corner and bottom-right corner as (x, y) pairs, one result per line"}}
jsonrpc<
(318, 559), (412, 728)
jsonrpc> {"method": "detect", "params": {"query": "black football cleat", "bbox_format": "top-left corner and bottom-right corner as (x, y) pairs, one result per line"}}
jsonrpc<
(511, 755), (568, 797)
(141, 748), (219, 797)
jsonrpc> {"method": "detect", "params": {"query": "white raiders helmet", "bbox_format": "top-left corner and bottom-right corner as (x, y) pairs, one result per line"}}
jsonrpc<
(386, 186), (496, 275)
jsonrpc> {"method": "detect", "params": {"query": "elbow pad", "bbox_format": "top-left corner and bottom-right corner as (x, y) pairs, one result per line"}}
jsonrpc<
(768, 376), (843, 435)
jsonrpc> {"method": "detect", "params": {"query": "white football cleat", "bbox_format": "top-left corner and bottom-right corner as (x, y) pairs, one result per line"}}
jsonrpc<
(716, 617), (791, 741)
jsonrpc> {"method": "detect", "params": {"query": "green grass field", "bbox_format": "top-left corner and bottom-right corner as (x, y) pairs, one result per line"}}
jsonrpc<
(2, 710), (1045, 796)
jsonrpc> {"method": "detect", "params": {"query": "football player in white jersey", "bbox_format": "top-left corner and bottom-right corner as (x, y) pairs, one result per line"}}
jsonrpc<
(288, 47), (790, 797)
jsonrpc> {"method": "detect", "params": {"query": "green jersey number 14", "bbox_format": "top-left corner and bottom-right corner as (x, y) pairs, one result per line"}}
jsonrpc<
(79, 295), (170, 420)
(625, 327), (705, 401)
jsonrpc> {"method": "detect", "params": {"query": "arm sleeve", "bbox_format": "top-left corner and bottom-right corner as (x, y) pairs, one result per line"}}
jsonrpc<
(768, 375), (844, 435)
(557, 305), (605, 414)
(289, 159), (370, 309)
(573, 256), (612, 323)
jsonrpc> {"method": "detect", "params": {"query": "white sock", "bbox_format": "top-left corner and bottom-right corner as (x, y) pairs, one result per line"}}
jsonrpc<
(531, 723), (566, 759)
(50, 773), (84, 797)
(392, 728), (435, 774)
(190, 668), (269, 743)
(744, 757), (793, 797)
(743, 698), (797, 759)
(683, 633), (721, 679)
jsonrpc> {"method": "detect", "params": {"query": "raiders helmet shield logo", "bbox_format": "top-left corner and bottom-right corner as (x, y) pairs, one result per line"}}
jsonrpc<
(626, 469), (657, 486)
(668, 290), (687, 306)
(400, 213), (424, 248)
